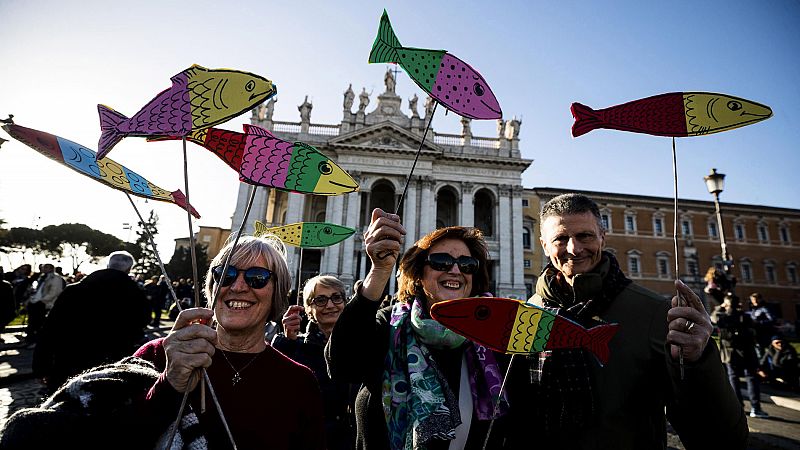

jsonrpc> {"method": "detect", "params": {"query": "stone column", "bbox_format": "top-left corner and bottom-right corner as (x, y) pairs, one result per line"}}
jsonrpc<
(230, 184), (270, 235)
(497, 184), (513, 296)
(460, 182), (474, 227)
(284, 192), (306, 287)
(340, 190), (360, 288)
(403, 176), (418, 251)
(321, 194), (345, 275)
(511, 185), (526, 298)
(420, 176), (435, 236)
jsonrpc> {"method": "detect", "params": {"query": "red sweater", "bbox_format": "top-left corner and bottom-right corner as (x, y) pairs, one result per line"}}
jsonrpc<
(135, 338), (326, 450)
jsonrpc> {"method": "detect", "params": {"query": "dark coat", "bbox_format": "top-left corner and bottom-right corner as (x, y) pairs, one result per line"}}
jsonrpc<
(272, 322), (356, 450)
(32, 269), (150, 390)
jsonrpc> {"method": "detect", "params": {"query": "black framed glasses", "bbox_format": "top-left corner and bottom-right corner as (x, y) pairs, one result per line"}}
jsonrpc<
(425, 253), (479, 275)
(212, 265), (273, 289)
(311, 293), (346, 307)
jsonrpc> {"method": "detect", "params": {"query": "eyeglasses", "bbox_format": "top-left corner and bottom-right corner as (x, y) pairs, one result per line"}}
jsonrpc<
(425, 253), (479, 275)
(212, 265), (273, 289)
(311, 293), (346, 307)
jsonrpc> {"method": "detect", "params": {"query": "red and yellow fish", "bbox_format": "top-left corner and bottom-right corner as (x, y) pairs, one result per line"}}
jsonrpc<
(571, 92), (772, 138)
(430, 297), (619, 365)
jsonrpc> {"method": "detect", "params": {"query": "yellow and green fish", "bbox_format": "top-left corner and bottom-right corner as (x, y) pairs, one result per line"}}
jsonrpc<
(254, 221), (355, 248)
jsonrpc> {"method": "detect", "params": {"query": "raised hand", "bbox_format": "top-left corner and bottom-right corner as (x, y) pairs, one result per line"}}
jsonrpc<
(667, 280), (712, 363)
(163, 308), (217, 392)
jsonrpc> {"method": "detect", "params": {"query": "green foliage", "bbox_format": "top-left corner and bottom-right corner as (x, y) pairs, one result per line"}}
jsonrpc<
(132, 211), (162, 279)
(166, 243), (209, 283)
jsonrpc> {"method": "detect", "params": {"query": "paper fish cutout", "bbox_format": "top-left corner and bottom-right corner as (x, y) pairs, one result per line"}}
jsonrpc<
(368, 10), (501, 120)
(253, 221), (355, 248)
(430, 297), (619, 365)
(2, 122), (200, 218)
(571, 92), (772, 138)
(150, 125), (358, 195)
(97, 64), (276, 159)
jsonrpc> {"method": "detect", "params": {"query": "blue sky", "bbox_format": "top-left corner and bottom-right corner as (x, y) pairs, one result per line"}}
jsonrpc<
(1, 0), (798, 269)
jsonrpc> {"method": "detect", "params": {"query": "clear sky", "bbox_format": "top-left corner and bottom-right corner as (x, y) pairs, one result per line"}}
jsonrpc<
(1, 0), (798, 272)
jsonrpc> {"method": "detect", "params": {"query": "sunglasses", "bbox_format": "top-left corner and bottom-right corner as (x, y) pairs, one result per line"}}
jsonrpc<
(425, 253), (479, 275)
(310, 293), (346, 307)
(212, 265), (273, 289)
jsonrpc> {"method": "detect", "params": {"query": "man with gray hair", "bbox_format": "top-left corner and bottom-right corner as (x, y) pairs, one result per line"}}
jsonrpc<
(33, 250), (150, 392)
(522, 193), (747, 449)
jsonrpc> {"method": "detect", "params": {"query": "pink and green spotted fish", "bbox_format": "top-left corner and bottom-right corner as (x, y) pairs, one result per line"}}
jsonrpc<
(97, 65), (276, 159)
(368, 10), (502, 120)
(253, 221), (355, 248)
(152, 124), (358, 196)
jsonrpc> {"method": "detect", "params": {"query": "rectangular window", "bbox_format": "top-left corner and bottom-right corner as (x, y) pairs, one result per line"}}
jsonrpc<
(628, 257), (640, 276)
(742, 263), (753, 283)
(708, 222), (718, 238)
(202, 235), (212, 242)
(788, 267), (798, 284)
(780, 227), (790, 243)
(758, 225), (768, 242)
(625, 216), (635, 233)
(681, 220), (691, 236)
(766, 266), (777, 284)
(735, 224), (745, 240)
(658, 259), (669, 277)
(687, 260), (699, 276)
(522, 199), (529, 207)
(654, 218), (664, 236)
(523, 259), (531, 269)
(525, 283), (533, 299)
(601, 214), (610, 231)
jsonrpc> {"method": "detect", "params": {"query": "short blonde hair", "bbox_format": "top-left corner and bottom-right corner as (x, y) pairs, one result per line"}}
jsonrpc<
(302, 275), (346, 316)
(204, 234), (290, 323)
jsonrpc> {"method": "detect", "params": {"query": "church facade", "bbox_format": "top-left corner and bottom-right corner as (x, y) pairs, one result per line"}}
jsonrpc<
(229, 71), (532, 298)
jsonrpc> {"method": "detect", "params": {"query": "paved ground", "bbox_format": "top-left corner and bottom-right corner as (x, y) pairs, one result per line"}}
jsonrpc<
(2, 325), (800, 447)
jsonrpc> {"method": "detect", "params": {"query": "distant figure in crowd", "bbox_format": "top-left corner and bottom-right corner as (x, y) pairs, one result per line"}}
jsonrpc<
(32, 251), (151, 393)
(712, 293), (769, 418)
(7, 264), (33, 311)
(328, 209), (527, 449)
(135, 235), (325, 449)
(0, 275), (15, 341)
(759, 335), (800, 391)
(26, 263), (64, 343)
(144, 275), (168, 327)
(703, 266), (732, 310)
(273, 275), (356, 450)
(524, 193), (746, 448)
(748, 292), (776, 355)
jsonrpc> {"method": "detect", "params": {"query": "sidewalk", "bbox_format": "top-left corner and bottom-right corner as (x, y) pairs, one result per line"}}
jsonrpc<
(3, 324), (800, 447)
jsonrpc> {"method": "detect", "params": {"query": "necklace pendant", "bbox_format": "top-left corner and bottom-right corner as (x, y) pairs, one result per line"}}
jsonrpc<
(232, 372), (241, 386)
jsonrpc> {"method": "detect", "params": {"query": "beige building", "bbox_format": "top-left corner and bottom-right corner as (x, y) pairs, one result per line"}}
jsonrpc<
(228, 71), (532, 298)
(526, 188), (800, 323)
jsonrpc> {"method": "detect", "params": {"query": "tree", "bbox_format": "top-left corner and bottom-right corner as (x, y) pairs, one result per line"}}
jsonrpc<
(0, 226), (46, 256)
(166, 243), (209, 284)
(132, 211), (163, 279)
(40, 224), (125, 273)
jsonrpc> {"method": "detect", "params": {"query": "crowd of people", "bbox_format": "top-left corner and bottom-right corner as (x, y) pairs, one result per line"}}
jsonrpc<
(1, 192), (797, 449)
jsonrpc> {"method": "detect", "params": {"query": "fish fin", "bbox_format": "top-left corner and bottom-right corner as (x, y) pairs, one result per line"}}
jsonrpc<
(585, 323), (619, 366)
(253, 220), (269, 237)
(170, 190), (201, 219)
(97, 104), (128, 159)
(570, 102), (604, 137)
(174, 64), (208, 84)
(368, 10), (401, 64)
(243, 124), (275, 137)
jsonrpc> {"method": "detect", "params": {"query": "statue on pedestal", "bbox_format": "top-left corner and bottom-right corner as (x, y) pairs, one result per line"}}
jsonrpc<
(298, 96), (312, 123)
(343, 84), (354, 111)
(409, 93), (419, 118)
(384, 68), (396, 93)
(358, 88), (370, 113)
(424, 95), (435, 120)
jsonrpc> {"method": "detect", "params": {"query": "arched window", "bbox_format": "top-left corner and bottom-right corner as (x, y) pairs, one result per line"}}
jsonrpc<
(473, 189), (494, 236)
(436, 186), (459, 229)
(363, 180), (396, 226)
(522, 227), (531, 249)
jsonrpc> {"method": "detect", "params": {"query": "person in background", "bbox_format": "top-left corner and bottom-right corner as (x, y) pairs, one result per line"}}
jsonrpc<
(758, 335), (800, 391)
(135, 235), (325, 449)
(526, 193), (747, 448)
(703, 266), (731, 311)
(32, 251), (151, 393)
(0, 273), (15, 342)
(712, 293), (769, 418)
(748, 292), (776, 356)
(273, 275), (356, 450)
(26, 263), (64, 343)
(328, 209), (526, 449)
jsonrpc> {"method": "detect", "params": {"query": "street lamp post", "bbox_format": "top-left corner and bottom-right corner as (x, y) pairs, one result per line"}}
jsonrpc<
(704, 168), (731, 271)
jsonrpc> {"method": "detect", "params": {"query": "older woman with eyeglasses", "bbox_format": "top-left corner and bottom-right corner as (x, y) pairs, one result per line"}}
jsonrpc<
(272, 275), (356, 450)
(327, 209), (526, 450)
(135, 235), (326, 450)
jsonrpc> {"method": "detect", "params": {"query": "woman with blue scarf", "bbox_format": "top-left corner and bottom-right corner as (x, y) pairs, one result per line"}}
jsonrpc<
(327, 208), (525, 450)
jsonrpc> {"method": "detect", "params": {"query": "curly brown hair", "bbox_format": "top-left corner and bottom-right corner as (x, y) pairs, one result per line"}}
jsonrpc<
(396, 226), (490, 303)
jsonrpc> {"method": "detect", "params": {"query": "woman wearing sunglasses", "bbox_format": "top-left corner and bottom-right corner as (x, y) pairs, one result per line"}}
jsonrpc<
(135, 235), (326, 449)
(272, 275), (356, 450)
(327, 209), (525, 449)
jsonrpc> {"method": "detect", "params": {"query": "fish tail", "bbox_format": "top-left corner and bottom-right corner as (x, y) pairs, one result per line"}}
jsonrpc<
(170, 190), (201, 219)
(585, 323), (619, 366)
(570, 102), (604, 137)
(368, 10), (401, 64)
(97, 104), (128, 159)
